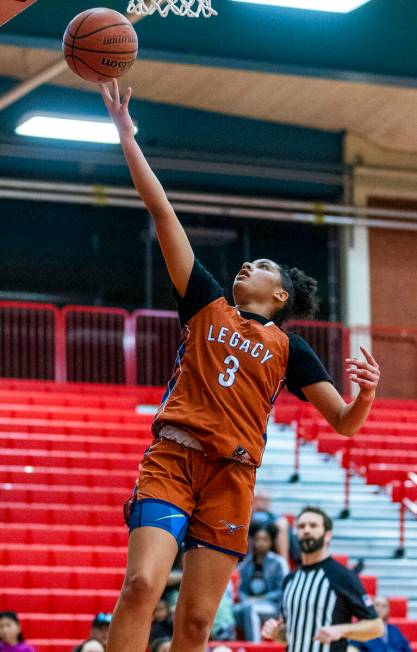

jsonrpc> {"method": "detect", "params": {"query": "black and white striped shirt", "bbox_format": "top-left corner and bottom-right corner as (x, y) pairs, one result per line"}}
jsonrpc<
(282, 557), (377, 652)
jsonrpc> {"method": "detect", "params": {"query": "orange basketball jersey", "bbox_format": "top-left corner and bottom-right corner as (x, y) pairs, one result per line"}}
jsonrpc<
(153, 293), (289, 467)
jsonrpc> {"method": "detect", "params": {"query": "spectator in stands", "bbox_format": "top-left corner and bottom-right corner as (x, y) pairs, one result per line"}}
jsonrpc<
(261, 506), (383, 651)
(0, 612), (36, 652)
(234, 526), (288, 641)
(79, 640), (105, 652)
(72, 614), (111, 652)
(150, 639), (171, 652)
(349, 596), (412, 652)
(250, 489), (300, 565)
(150, 600), (173, 644)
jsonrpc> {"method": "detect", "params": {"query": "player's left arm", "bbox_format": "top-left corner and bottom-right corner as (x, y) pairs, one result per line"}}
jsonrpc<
(302, 346), (380, 436)
(314, 618), (383, 644)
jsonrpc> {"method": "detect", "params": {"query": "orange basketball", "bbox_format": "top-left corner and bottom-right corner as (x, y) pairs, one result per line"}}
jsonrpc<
(63, 8), (138, 83)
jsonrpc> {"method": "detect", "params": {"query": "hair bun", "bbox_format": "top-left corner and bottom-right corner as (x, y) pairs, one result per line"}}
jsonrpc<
(288, 267), (319, 320)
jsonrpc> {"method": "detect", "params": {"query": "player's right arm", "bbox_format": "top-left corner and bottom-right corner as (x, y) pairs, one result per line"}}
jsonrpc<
(99, 79), (194, 298)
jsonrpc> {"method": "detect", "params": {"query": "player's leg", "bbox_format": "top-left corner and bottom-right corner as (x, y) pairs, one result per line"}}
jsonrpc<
(107, 525), (178, 652)
(169, 455), (255, 651)
(170, 546), (237, 652)
(108, 439), (194, 652)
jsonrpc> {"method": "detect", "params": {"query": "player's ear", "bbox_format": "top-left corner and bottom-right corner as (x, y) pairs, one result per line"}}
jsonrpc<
(273, 288), (289, 303)
(325, 530), (333, 545)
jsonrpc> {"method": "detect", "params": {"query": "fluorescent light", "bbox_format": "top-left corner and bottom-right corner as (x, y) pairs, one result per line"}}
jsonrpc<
(16, 115), (137, 144)
(231, 0), (371, 12)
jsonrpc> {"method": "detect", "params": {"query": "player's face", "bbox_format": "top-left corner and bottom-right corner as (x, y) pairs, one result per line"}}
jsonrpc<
(296, 512), (332, 553)
(233, 259), (286, 308)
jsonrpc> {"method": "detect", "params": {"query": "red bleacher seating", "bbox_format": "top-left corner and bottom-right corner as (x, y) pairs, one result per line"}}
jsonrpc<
(391, 620), (417, 642)
(0, 416), (151, 436)
(1, 565), (125, 590)
(0, 432), (145, 454)
(19, 614), (92, 640)
(318, 435), (417, 456)
(0, 484), (128, 505)
(2, 587), (119, 613)
(344, 450), (417, 469)
(0, 402), (154, 422)
(366, 465), (411, 486)
(0, 466), (137, 488)
(392, 482), (417, 504)
(0, 379), (164, 401)
(390, 598), (408, 618)
(0, 449), (140, 470)
(1, 502), (123, 526)
(0, 524), (127, 546)
(1, 544), (127, 567)
(359, 575), (377, 595)
(1, 381), (415, 652)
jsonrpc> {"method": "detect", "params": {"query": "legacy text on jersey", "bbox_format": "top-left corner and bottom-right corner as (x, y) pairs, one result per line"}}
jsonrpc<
(207, 324), (274, 365)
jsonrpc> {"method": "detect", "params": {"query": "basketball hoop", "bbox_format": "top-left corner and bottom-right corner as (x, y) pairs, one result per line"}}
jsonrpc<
(127, 0), (217, 18)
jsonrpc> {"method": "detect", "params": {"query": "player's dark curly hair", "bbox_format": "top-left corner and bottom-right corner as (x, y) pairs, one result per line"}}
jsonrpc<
(274, 265), (320, 325)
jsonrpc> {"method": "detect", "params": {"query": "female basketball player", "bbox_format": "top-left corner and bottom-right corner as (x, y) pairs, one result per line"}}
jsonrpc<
(99, 79), (380, 652)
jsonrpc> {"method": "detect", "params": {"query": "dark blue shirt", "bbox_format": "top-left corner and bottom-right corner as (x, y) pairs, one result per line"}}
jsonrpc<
(351, 624), (412, 652)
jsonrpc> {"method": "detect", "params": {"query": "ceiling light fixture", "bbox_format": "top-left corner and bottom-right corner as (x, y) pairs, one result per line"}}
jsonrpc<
(231, 0), (371, 13)
(16, 114), (137, 144)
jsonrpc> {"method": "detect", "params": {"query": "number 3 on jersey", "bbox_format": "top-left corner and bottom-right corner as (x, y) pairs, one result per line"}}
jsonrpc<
(218, 355), (240, 388)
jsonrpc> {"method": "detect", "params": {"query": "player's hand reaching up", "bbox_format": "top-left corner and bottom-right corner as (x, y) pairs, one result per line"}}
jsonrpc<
(346, 346), (380, 399)
(99, 78), (135, 139)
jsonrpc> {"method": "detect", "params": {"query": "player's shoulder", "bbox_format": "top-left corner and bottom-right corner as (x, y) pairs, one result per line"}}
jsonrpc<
(288, 332), (314, 351)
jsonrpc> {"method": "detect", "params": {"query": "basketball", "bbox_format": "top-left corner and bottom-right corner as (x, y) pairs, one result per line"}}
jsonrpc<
(63, 8), (138, 83)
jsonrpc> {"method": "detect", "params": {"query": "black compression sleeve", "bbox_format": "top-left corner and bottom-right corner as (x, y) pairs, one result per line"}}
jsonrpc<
(286, 334), (333, 401)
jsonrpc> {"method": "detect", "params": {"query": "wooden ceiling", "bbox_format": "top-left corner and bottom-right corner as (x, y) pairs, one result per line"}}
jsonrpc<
(0, 42), (416, 153)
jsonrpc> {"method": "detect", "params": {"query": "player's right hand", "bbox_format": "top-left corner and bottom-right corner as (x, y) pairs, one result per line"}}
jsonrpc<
(262, 617), (286, 641)
(99, 78), (136, 139)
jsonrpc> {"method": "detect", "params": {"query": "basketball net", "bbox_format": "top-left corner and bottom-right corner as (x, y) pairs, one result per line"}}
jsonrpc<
(127, 0), (217, 18)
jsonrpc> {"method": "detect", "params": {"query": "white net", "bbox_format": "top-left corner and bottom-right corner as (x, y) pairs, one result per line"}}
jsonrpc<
(127, 0), (217, 17)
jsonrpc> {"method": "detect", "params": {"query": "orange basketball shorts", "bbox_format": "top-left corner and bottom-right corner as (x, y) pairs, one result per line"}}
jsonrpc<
(134, 438), (256, 558)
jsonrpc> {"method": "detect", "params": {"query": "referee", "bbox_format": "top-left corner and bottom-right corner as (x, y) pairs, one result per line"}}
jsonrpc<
(262, 507), (383, 652)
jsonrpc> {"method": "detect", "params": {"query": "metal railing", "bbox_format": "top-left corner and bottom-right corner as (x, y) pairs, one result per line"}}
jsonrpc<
(0, 301), (415, 397)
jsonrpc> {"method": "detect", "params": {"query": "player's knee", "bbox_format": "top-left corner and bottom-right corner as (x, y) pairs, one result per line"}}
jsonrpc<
(182, 611), (212, 644)
(121, 572), (158, 609)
